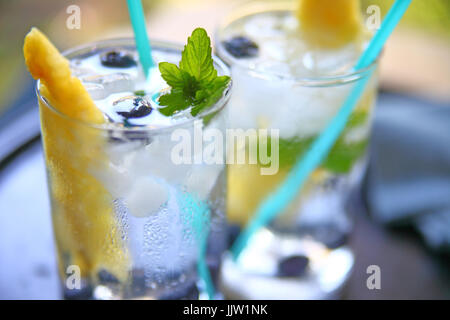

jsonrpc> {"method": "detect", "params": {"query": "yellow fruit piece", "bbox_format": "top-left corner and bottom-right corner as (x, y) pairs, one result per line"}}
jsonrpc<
(227, 164), (288, 226)
(297, 0), (363, 48)
(227, 163), (317, 227)
(24, 28), (128, 281)
(24, 28), (104, 123)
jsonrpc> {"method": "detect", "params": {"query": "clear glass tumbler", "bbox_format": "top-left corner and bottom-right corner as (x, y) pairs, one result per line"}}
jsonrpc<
(216, 0), (379, 299)
(37, 39), (231, 300)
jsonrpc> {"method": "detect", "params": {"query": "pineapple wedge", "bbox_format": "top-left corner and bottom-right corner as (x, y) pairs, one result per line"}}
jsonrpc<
(24, 28), (128, 281)
(297, 0), (363, 48)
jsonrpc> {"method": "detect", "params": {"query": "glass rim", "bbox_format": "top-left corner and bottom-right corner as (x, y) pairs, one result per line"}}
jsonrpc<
(214, 0), (379, 87)
(36, 38), (232, 133)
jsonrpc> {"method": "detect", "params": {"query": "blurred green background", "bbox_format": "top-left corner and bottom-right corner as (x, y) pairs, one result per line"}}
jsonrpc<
(0, 0), (449, 116)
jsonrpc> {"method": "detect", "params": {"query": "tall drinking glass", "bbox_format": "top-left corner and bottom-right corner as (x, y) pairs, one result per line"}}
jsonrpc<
(216, 0), (378, 299)
(37, 39), (231, 300)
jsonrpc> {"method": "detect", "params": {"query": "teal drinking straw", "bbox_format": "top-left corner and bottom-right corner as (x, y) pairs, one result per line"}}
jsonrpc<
(127, 0), (155, 78)
(231, 0), (412, 260)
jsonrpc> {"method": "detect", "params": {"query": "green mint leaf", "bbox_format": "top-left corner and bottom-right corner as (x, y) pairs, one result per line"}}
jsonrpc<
(346, 109), (369, 129)
(134, 90), (146, 96)
(180, 28), (217, 84)
(191, 76), (230, 116)
(159, 62), (187, 89)
(158, 89), (191, 116)
(157, 28), (230, 118)
(323, 138), (368, 173)
(158, 64), (199, 116)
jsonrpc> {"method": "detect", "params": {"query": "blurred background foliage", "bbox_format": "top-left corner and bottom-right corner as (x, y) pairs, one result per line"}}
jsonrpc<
(0, 0), (448, 116)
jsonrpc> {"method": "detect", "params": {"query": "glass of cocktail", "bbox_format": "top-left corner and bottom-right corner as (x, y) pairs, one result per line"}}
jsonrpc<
(25, 29), (231, 300)
(216, 0), (378, 299)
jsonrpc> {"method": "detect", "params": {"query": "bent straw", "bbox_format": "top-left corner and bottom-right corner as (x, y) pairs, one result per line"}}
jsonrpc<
(127, 0), (155, 78)
(231, 0), (412, 259)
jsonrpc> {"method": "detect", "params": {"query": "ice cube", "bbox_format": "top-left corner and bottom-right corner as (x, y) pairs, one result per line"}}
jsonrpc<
(261, 39), (289, 62)
(302, 46), (358, 75)
(133, 136), (191, 184)
(244, 14), (283, 38)
(93, 161), (134, 199)
(256, 60), (291, 76)
(184, 164), (225, 200)
(71, 67), (96, 78)
(84, 83), (107, 100)
(70, 59), (96, 77)
(104, 134), (182, 182)
(81, 73), (134, 95)
(282, 14), (299, 32)
(124, 177), (168, 218)
(274, 84), (350, 138)
(228, 64), (353, 139)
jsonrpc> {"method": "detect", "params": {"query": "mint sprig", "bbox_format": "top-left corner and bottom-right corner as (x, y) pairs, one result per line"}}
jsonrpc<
(158, 28), (231, 117)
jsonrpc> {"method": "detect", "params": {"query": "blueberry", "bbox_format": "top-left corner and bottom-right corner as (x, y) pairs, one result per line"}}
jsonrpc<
(158, 281), (199, 300)
(126, 269), (147, 298)
(223, 36), (259, 58)
(117, 97), (152, 119)
(97, 269), (120, 284)
(100, 50), (137, 68)
(63, 280), (93, 300)
(277, 255), (309, 278)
